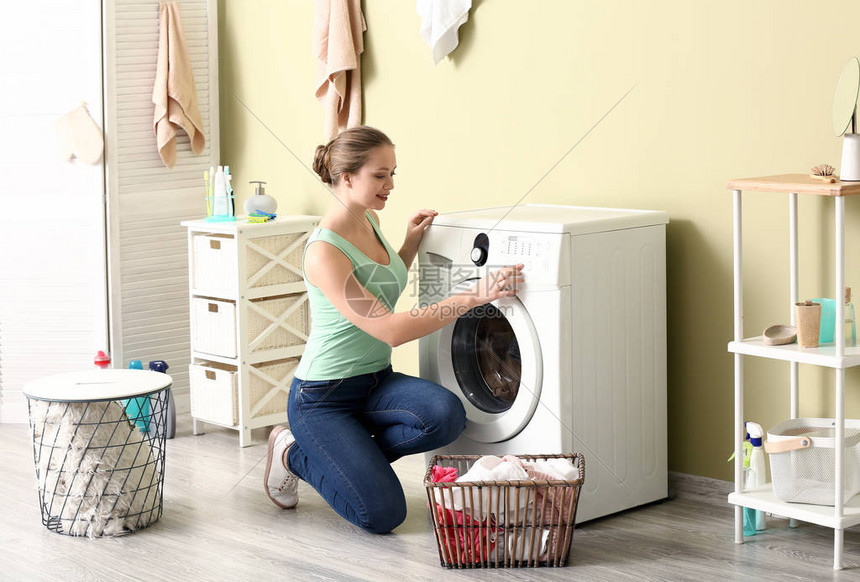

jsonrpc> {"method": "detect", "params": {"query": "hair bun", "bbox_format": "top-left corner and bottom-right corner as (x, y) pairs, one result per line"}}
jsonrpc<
(313, 144), (332, 184)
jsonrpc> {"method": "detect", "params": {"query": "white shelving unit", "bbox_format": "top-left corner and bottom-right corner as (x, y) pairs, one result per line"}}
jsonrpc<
(182, 216), (319, 447)
(726, 174), (860, 570)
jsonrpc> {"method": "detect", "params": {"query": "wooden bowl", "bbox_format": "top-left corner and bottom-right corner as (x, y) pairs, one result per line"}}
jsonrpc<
(762, 324), (797, 346)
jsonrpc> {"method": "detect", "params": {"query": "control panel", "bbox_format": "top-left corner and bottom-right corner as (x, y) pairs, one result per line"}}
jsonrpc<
(418, 225), (571, 293)
(482, 230), (569, 287)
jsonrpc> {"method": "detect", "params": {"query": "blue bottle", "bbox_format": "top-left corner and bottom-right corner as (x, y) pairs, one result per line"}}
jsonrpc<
(125, 360), (151, 432)
(149, 360), (175, 439)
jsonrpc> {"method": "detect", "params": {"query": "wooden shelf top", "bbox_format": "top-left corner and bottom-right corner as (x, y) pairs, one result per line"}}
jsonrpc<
(727, 173), (860, 196)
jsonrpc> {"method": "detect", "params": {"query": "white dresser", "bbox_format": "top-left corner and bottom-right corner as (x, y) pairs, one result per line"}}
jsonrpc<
(182, 216), (319, 446)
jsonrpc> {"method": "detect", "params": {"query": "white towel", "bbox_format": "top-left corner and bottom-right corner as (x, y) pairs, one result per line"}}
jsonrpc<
(531, 458), (579, 481)
(458, 455), (530, 482)
(434, 455), (530, 515)
(417, 0), (472, 65)
(314, 0), (366, 141)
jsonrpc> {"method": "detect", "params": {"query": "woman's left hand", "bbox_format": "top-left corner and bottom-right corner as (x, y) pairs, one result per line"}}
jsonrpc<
(404, 209), (438, 248)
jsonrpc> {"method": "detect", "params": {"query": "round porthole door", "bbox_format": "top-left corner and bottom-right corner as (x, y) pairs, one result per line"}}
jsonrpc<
(435, 279), (543, 443)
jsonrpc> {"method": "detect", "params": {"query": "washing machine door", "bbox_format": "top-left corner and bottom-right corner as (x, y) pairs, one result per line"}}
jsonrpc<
(436, 279), (543, 443)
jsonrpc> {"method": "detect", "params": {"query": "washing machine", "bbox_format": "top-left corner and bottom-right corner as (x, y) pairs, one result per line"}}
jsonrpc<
(418, 204), (669, 523)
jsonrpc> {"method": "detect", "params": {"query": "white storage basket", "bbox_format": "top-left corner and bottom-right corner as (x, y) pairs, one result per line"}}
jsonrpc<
(192, 235), (238, 297)
(192, 298), (237, 358)
(191, 231), (309, 299)
(189, 362), (239, 426)
(190, 359), (298, 426)
(764, 418), (860, 505)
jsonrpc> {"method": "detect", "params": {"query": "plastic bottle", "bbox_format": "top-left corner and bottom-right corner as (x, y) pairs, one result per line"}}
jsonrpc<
(125, 360), (150, 432)
(728, 442), (756, 536)
(244, 180), (278, 215)
(94, 350), (111, 369)
(742, 444), (757, 536)
(224, 166), (235, 216)
(149, 360), (175, 439)
(746, 421), (767, 531)
(213, 166), (228, 216)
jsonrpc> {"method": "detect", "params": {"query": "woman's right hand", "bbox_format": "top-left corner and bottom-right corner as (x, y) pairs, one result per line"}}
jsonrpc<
(469, 264), (525, 305)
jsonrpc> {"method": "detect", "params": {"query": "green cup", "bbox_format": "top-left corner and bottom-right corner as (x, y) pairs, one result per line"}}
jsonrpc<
(811, 298), (836, 344)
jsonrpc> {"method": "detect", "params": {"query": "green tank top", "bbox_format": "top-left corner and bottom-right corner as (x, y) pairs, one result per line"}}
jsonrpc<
(295, 212), (408, 380)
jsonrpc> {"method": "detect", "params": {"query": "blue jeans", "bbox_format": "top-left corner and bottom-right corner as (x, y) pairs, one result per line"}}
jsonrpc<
(286, 366), (466, 534)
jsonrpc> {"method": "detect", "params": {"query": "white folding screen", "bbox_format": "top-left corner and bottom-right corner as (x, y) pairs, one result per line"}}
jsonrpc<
(104, 0), (220, 412)
(0, 2), (108, 422)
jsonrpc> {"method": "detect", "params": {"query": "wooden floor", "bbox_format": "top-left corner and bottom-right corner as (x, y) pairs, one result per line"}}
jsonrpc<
(3, 419), (860, 581)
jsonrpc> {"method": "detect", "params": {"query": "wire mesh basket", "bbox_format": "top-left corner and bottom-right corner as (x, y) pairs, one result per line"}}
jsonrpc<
(26, 387), (169, 537)
(765, 418), (860, 505)
(424, 453), (584, 569)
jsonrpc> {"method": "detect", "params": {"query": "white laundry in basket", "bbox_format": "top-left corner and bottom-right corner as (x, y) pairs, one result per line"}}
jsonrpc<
(30, 400), (162, 536)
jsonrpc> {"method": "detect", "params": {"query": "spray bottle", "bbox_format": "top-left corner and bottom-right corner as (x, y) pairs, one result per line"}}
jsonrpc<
(746, 421), (767, 531)
(728, 441), (757, 536)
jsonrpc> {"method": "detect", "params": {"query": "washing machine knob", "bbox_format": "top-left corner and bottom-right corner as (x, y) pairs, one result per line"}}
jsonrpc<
(470, 246), (486, 265)
(471, 233), (490, 266)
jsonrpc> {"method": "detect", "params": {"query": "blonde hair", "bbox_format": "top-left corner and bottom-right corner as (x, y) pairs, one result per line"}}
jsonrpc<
(313, 126), (394, 185)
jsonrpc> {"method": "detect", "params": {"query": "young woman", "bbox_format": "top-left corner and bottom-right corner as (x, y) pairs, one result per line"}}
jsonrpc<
(263, 126), (524, 533)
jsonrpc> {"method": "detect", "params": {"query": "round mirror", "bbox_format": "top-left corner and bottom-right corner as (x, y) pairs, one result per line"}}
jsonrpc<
(833, 57), (860, 136)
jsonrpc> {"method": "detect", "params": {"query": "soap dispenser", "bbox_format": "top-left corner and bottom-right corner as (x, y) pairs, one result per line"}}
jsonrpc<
(244, 181), (278, 215)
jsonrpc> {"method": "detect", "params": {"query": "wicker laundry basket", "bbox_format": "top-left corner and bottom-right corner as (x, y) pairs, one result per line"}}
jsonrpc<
(424, 453), (585, 569)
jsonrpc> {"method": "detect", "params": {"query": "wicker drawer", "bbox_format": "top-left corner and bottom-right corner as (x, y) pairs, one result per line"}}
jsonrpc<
(190, 358), (300, 426)
(192, 234), (238, 298)
(190, 361), (238, 426)
(192, 230), (309, 299)
(191, 298), (237, 358)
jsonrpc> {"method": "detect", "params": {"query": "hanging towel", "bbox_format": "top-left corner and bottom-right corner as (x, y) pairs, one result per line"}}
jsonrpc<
(152, 0), (205, 168)
(314, 0), (366, 141)
(416, 0), (472, 65)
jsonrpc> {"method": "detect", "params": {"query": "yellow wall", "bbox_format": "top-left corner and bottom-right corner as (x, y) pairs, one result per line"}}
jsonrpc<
(219, 0), (860, 480)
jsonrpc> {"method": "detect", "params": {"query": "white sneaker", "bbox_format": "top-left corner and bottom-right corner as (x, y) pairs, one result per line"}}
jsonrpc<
(264, 425), (299, 509)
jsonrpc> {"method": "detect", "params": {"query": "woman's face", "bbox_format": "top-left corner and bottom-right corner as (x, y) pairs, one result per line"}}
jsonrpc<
(343, 145), (396, 211)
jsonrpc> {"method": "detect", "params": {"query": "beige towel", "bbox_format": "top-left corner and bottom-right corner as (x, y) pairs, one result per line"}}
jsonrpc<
(152, 0), (205, 168)
(314, 0), (366, 141)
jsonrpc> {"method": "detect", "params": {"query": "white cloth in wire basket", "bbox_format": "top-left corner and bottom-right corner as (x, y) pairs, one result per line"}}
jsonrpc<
(29, 399), (163, 536)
